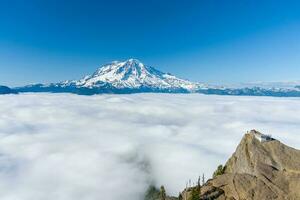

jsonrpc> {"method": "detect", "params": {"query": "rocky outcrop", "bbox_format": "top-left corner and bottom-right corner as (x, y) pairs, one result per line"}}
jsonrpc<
(182, 130), (300, 200)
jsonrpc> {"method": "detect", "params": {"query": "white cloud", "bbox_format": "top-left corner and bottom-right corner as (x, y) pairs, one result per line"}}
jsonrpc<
(0, 93), (299, 199)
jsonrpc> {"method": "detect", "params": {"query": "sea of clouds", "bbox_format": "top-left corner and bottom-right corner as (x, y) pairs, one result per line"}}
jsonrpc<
(0, 93), (299, 200)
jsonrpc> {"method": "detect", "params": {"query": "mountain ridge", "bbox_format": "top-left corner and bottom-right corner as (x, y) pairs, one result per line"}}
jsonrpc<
(0, 85), (18, 94)
(181, 130), (300, 200)
(4, 58), (300, 96)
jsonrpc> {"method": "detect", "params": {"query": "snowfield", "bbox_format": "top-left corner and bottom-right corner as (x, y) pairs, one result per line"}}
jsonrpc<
(0, 93), (300, 200)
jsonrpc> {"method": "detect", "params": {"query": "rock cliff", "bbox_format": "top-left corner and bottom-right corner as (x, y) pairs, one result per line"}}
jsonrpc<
(182, 130), (300, 200)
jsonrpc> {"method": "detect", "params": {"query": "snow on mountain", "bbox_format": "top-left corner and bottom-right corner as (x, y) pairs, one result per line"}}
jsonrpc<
(230, 81), (300, 90)
(11, 59), (300, 97)
(60, 58), (203, 91)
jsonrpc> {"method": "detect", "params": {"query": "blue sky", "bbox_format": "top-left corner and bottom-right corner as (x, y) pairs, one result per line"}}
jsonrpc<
(1, 0), (300, 86)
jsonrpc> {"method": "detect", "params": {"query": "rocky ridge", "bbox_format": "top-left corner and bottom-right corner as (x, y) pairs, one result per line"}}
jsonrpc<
(181, 130), (300, 200)
(0, 85), (18, 94)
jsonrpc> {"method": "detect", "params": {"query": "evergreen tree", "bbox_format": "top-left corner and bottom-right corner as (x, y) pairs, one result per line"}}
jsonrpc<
(160, 185), (166, 200)
(178, 193), (183, 200)
(144, 185), (160, 200)
(213, 165), (226, 178)
(197, 175), (202, 197)
(202, 173), (205, 185)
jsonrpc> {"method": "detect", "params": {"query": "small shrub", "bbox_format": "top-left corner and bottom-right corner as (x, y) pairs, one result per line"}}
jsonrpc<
(190, 187), (200, 200)
(213, 165), (226, 178)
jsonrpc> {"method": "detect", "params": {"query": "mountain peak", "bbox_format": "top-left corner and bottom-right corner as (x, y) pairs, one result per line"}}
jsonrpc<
(125, 58), (143, 65)
(151, 130), (300, 200)
(182, 130), (300, 200)
(71, 59), (198, 90)
(14, 59), (208, 94)
(106, 58), (143, 68)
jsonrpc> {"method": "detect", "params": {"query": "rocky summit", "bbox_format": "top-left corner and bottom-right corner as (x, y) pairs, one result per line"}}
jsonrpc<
(182, 130), (300, 200)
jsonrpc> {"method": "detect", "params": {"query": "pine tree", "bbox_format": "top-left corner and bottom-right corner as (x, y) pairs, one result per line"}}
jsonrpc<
(178, 193), (183, 200)
(213, 165), (226, 178)
(202, 173), (205, 185)
(160, 185), (166, 200)
(197, 175), (202, 198)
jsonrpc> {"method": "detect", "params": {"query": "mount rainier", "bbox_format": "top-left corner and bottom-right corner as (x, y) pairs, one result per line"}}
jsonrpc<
(64, 59), (203, 91)
(15, 59), (207, 94)
(4, 58), (300, 96)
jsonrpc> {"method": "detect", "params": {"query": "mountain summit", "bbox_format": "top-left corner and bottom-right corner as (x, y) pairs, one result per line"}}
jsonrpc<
(16, 59), (204, 95)
(66, 58), (199, 90)
(182, 130), (300, 200)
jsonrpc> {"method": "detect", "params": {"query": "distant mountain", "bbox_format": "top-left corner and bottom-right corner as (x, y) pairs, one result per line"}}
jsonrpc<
(9, 58), (300, 96)
(69, 59), (200, 91)
(197, 86), (300, 97)
(15, 59), (207, 95)
(0, 86), (17, 94)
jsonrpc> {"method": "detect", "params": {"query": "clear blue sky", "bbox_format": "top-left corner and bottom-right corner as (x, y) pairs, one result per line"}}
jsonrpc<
(1, 0), (300, 86)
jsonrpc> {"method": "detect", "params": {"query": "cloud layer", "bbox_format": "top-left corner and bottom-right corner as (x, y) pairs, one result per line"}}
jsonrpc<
(0, 93), (299, 200)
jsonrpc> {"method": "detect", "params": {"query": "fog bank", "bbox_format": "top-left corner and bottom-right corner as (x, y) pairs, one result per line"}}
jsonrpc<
(0, 93), (299, 200)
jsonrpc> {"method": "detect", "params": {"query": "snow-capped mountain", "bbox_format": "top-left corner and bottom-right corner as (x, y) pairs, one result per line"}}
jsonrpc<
(16, 59), (206, 94)
(12, 58), (300, 97)
(62, 59), (201, 91)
